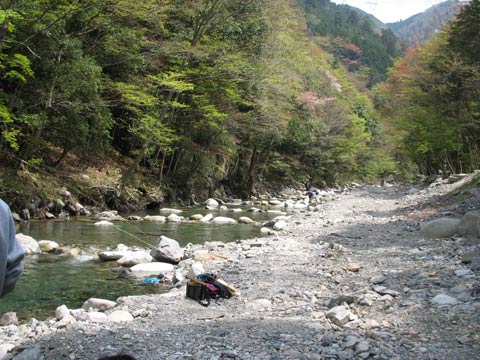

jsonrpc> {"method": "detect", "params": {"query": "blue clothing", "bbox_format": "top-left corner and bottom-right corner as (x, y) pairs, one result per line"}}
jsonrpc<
(0, 199), (24, 297)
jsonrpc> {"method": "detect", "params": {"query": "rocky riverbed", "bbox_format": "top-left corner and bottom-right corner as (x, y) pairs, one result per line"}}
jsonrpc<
(1, 179), (480, 360)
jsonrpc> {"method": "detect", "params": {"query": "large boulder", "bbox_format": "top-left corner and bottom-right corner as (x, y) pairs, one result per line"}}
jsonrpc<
(150, 236), (184, 264)
(38, 240), (60, 253)
(16, 233), (41, 254)
(419, 218), (461, 238)
(457, 211), (480, 238)
(205, 198), (219, 208)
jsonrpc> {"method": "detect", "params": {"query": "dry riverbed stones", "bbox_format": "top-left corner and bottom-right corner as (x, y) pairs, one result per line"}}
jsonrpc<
(2, 180), (480, 359)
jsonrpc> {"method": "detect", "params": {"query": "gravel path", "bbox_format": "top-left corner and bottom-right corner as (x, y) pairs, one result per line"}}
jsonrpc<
(3, 183), (480, 360)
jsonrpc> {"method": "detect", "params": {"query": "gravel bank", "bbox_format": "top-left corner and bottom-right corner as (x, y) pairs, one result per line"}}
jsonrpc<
(2, 182), (480, 360)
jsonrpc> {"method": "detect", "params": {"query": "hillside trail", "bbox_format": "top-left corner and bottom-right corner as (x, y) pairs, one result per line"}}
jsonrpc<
(13, 183), (480, 360)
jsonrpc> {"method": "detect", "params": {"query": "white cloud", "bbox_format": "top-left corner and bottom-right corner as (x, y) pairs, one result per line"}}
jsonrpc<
(331, 0), (445, 23)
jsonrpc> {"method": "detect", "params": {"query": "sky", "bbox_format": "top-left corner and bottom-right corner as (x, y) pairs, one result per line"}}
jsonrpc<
(331, 0), (446, 23)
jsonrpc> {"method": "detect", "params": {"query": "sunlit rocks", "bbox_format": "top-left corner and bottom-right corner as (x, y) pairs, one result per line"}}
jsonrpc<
(150, 236), (184, 264)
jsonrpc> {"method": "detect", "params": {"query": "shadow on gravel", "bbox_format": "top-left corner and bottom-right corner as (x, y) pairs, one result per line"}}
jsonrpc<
(307, 216), (480, 360)
(20, 317), (377, 360)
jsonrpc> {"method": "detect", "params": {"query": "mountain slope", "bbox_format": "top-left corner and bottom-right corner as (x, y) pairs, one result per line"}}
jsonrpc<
(387, 0), (470, 46)
(300, 0), (402, 87)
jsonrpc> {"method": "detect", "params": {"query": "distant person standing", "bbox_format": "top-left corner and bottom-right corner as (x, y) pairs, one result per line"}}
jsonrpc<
(0, 199), (24, 297)
(304, 178), (313, 193)
(304, 178), (318, 204)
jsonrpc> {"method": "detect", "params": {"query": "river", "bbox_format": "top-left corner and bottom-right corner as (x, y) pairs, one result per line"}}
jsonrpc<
(0, 207), (278, 320)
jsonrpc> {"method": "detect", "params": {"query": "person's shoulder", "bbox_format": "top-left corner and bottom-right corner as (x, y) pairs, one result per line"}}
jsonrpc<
(0, 199), (11, 215)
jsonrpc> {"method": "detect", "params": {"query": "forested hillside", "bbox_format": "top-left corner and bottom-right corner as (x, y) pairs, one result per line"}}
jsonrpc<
(377, 0), (480, 175)
(300, 0), (402, 87)
(0, 0), (392, 209)
(388, 0), (469, 47)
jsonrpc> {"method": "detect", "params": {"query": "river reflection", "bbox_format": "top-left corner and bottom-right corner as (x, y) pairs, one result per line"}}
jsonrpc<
(0, 208), (278, 320)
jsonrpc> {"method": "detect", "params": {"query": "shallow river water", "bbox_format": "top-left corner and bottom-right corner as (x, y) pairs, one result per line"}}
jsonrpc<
(1, 208), (277, 320)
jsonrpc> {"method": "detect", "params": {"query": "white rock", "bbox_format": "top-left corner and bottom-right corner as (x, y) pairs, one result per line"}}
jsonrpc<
(116, 244), (129, 251)
(205, 198), (219, 207)
(174, 271), (185, 284)
(187, 263), (205, 280)
(94, 220), (114, 226)
(267, 210), (285, 214)
(93, 211), (125, 221)
(0, 344), (15, 359)
(85, 312), (108, 323)
(268, 199), (283, 206)
(260, 227), (275, 235)
(59, 189), (71, 197)
(273, 220), (287, 231)
(166, 214), (182, 222)
(238, 216), (255, 224)
(98, 250), (128, 261)
(160, 208), (183, 214)
(150, 236), (184, 264)
(211, 216), (237, 224)
(117, 251), (153, 266)
(108, 311), (134, 322)
(200, 213), (214, 223)
(16, 233), (41, 254)
(129, 262), (175, 276)
(82, 298), (117, 311)
(273, 215), (292, 221)
(431, 294), (458, 306)
(326, 305), (352, 326)
(55, 313), (76, 329)
(70, 309), (87, 321)
(38, 240), (59, 252)
(143, 215), (166, 222)
(229, 208), (243, 213)
(55, 304), (70, 320)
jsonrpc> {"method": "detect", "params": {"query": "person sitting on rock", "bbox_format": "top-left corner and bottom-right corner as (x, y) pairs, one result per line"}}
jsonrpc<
(0, 198), (25, 297)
